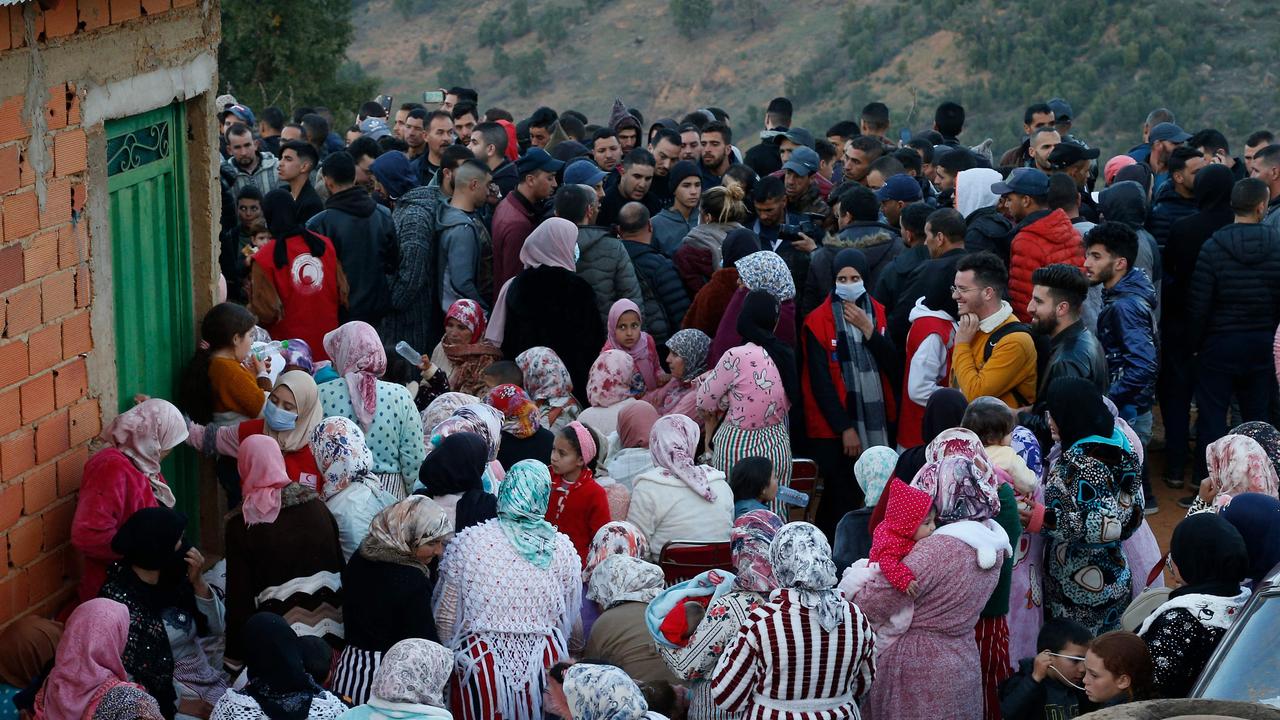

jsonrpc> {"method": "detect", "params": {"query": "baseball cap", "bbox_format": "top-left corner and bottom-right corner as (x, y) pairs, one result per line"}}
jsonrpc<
(782, 147), (820, 177)
(775, 127), (815, 149)
(215, 94), (239, 113)
(564, 159), (608, 187)
(1046, 141), (1100, 170)
(875, 174), (923, 202)
(1149, 122), (1191, 144)
(358, 117), (391, 140)
(226, 103), (256, 127)
(1047, 98), (1073, 122)
(516, 147), (565, 176)
(991, 167), (1050, 198)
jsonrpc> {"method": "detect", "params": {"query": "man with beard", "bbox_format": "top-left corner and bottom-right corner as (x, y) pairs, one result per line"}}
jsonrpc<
(699, 121), (735, 189)
(222, 123), (281, 196)
(951, 251), (1038, 408)
(598, 148), (660, 227)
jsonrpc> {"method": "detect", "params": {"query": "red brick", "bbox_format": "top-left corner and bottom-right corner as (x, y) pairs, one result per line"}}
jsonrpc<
(42, 271), (74, 323)
(8, 517), (41, 566)
(0, 339), (28, 387)
(55, 445), (87, 497)
(24, 230), (58, 282)
(43, 1), (78, 40)
(0, 144), (18, 194)
(172, 0), (196, 7)
(141, 0), (170, 14)
(27, 322), (61, 373)
(42, 497), (75, 551)
(78, 0), (109, 30)
(71, 182), (85, 215)
(18, 146), (35, 187)
(0, 482), (22, 528)
(0, 95), (25, 143)
(68, 397), (99, 446)
(1, 429), (34, 480)
(53, 129), (85, 177)
(74, 267), (89, 308)
(39, 179), (72, 230)
(23, 463), (56, 514)
(6, 7), (22, 51)
(61, 311), (91, 357)
(19, 372), (54, 423)
(42, 87), (67, 132)
(35, 410), (69, 463)
(58, 223), (88, 269)
(0, 535), (8, 582)
(53, 357), (86, 407)
(109, 0), (140, 23)
(2, 190), (38, 241)
(0, 244), (22, 294)
(0, 2), (9, 52)
(4, 285), (40, 337)
(0, 388), (18, 436)
(26, 547), (65, 600)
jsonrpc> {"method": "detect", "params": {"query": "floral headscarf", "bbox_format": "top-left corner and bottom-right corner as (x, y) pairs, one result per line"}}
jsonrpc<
(563, 664), (650, 720)
(322, 321), (387, 431)
(582, 521), (649, 583)
(586, 349), (639, 408)
(358, 495), (453, 574)
(731, 510), (783, 593)
(587, 555), (665, 610)
(369, 639), (454, 708)
(238, 435), (292, 525)
(666, 328), (712, 380)
(602, 299), (659, 389)
(1207, 434), (1280, 509)
(485, 384), (542, 439)
(1229, 421), (1280, 479)
(1011, 425), (1043, 478)
(309, 417), (376, 500)
(913, 456), (1001, 524)
(735, 250), (797, 301)
(280, 338), (315, 374)
(497, 460), (559, 569)
(420, 392), (479, 437)
(100, 398), (187, 506)
(445, 299), (488, 343)
(649, 415), (715, 502)
(769, 522), (846, 632)
(431, 404), (503, 463)
(442, 300), (501, 395)
(854, 446), (898, 507)
(516, 347), (576, 409)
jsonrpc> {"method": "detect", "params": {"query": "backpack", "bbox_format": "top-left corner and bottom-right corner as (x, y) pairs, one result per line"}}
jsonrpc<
(982, 321), (1034, 407)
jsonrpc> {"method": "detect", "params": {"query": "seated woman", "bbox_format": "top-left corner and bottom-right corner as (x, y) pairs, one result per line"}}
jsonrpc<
(419, 392), (478, 437)
(583, 555), (679, 686)
(577, 350), (644, 438)
(224, 436), (345, 667)
(1221, 492), (1280, 589)
(1137, 512), (1250, 698)
(562, 664), (668, 720)
(310, 417), (399, 560)
(211, 613), (347, 720)
(1082, 631), (1154, 708)
(318, 322), (426, 499)
(1185, 433), (1280, 515)
(336, 639), (455, 720)
(629, 415), (733, 561)
(579, 522), (650, 646)
(429, 299), (502, 398)
(427, 403), (505, 492)
(0, 615), (61, 718)
(416, 432), (496, 532)
(603, 402), (659, 490)
(72, 399), (188, 602)
(332, 496), (453, 705)
(644, 328), (712, 421)
(99, 507), (226, 719)
(515, 346), (582, 432)
(487, 384), (556, 470)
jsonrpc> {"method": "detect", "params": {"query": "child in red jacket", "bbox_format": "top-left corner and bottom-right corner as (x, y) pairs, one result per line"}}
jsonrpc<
(546, 421), (611, 567)
(870, 478), (937, 596)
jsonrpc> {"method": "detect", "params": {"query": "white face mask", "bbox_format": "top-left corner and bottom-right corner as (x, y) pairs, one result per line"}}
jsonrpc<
(834, 281), (866, 303)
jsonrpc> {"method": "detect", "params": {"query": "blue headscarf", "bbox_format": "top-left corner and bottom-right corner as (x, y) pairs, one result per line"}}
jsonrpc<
(1220, 493), (1280, 588)
(497, 460), (558, 569)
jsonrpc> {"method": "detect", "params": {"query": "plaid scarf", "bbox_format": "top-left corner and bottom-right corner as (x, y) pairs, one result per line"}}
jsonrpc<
(832, 295), (888, 448)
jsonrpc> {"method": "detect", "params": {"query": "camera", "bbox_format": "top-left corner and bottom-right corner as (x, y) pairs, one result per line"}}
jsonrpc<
(778, 212), (825, 242)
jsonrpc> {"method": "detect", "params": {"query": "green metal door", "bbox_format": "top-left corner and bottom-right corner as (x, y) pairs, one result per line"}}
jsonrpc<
(106, 104), (199, 531)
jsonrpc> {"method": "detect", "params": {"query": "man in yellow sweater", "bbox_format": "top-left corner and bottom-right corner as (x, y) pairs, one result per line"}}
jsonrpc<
(950, 252), (1038, 408)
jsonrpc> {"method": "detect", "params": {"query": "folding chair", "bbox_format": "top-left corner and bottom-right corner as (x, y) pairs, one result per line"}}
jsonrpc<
(788, 457), (821, 522)
(657, 540), (733, 585)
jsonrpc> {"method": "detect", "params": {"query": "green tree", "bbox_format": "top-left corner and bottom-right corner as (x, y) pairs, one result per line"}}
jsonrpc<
(511, 0), (532, 36)
(512, 49), (548, 96)
(417, 43), (429, 66)
(536, 5), (571, 46)
(477, 12), (508, 47)
(438, 54), (473, 88)
(669, 0), (711, 39)
(219, 0), (377, 120)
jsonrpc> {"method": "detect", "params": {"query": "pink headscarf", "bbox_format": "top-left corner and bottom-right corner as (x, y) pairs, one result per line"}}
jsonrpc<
(238, 435), (292, 525)
(586, 350), (638, 408)
(1207, 434), (1280, 509)
(323, 321), (387, 431)
(649, 415), (716, 502)
(35, 598), (132, 720)
(617, 402), (659, 449)
(486, 218), (580, 345)
(602, 299), (659, 390)
(101, 399), (188, 508)
(1104, 155), (1137, 186)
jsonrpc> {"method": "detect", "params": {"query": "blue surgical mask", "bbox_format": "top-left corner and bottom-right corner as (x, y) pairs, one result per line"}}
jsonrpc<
(835, 281), (866, 303)
(263, 400), (298, 431)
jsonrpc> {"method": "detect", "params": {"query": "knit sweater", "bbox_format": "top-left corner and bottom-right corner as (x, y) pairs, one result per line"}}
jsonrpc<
(208, 356), (267, 418)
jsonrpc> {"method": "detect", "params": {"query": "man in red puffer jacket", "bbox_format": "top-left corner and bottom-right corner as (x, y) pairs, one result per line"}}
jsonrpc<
(996, 168), (1084, 320)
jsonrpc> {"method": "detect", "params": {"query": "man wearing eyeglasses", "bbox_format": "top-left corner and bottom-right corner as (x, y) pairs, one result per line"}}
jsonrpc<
(950, 251), (1039, 409)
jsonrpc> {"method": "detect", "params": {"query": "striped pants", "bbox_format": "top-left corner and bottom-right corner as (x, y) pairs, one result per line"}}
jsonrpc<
(710, 421), (793, 515)
(975, 615), (1012, 720)
(330, 646), (382, 706)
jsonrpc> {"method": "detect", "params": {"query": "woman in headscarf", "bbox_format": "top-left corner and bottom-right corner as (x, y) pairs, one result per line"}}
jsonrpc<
(711, 522), (876, 719)
(682, 227), (760, 337)
(318, 321), (427, 499)
(1138, 512), (1251, 698)
(697, 290), (794, 514)
(417, 432), (496, 532)
(604, 402), (659, 488)
(582, 556), (678, 686)
(578, 521), (650, 643)
(310, 417), (399, 560)
(832, 445), (900, 574)
(429, 299), (502, 397)
(709, 250), (798, 365)
(210, 613), (346, 720)
(561, 664), (667, 720)
(577, 350), (644, 437)
(428, 403), (505, 491)
(1227, 420), (1280, 477)
(420, 392), (478, 439)
(332, 496), (453, 705)
(602, 299), (664, 393)
(223, 437), (345, 667)
(280, 338), (316, 375)
(893, 387), (968, 487)
(629, 415), (732, 559)
(98, 507), (225, 719)
(433, 460), (582, 720)
(186, 370), (328, 493)
(1186, 433), (1280, 515)
(487, 384), (556, 470)
(643, 328), (712, 420)
(72, 399), (188, 602)
(661, 509), (782, 720)
(336, 639), (454, 720)
(674, 184), (750, 298)
(486, 217), (606, 405)
(34, 599), (165, 720)
(802, 247), (899, 540)
(248, 189), (347, 360)
(0, 615), (61, 718)
(515, 346), (581, 432)
(1221, 492), (1280, 589)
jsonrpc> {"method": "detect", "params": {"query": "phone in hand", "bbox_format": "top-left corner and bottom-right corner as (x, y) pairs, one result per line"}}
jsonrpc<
(423, 90), (445, 104)
(376, 94), (393, 113)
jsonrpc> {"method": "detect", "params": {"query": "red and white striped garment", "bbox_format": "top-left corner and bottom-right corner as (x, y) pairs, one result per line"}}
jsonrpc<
(710, 589), (876, 720)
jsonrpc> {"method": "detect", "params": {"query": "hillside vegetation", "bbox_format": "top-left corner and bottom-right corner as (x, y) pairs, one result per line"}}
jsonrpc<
(346, 0), (1279, 156)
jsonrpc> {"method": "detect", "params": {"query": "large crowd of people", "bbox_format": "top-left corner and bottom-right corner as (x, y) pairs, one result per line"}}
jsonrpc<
(4, 86), (1280, 720)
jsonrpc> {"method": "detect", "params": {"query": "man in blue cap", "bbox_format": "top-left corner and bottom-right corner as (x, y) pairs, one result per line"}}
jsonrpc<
(875, 174), (923, 230)
(783, 146), (829, 216)
(492, 147), (563, 292)
(1147, 121), (1192, 186)
(1125, 108), (1176, 165)
(995, 167), (1084, 320)
(563, 158), (609, 203)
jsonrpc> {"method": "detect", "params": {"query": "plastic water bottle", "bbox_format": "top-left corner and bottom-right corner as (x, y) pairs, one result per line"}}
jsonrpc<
(395, 341), (423, 366)
(250, 339), (289, 361)
(776, 485), (810, 507)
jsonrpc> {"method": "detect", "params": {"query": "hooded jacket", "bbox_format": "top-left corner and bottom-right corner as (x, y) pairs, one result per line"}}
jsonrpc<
(651, 207), (699, 258)
(957, 168), (1012, 264)
(1164, 164), (1234, 331)
(624, 239), (690, 345)
(306, 186), (397, 327)
(381, 184), (442, 352)
(1187, 221), (1280, 347)
(1146, 180), (1198, 248)
(438, 203), (494, 313)
(576, 225), (644, 325)
(1098, 268), (1158, 414)
(1008, 208), (1082, 321)
(803, 224), (902, 318)
(998, 657), (1091, 720)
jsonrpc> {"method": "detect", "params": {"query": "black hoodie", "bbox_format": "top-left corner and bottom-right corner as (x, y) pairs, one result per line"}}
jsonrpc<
(306, 186), (399, 326)
(1163, 164), (1235, 329)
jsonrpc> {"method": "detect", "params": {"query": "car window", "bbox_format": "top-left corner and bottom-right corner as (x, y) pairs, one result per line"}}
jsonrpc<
(1198, 593), (1280, 707)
